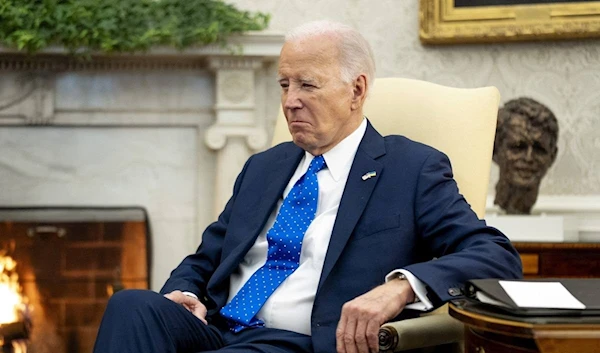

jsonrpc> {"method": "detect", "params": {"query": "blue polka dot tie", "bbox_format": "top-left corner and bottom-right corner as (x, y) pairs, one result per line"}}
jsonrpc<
(220, 155), (327, 332)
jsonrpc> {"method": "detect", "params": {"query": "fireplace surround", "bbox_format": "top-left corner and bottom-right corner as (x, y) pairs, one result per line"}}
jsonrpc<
(0, 33), (284, 290)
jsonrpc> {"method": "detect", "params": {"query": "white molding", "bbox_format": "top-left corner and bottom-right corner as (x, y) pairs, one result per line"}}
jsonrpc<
(52, 111), (214, 126)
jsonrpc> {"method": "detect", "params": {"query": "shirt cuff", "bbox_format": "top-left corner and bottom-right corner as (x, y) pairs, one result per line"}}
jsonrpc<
(182, 291), (198, 300)
(385, 269), (434, 311)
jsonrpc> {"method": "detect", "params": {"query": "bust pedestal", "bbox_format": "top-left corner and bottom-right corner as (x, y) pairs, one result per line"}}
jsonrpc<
(485, 214), (578, 242)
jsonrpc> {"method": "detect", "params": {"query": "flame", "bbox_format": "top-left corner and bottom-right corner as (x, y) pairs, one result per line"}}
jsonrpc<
(0, 254), (25, 324)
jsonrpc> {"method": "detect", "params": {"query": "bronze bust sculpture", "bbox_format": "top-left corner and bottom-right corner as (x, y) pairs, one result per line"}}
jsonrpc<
(493, 98), (559, 214)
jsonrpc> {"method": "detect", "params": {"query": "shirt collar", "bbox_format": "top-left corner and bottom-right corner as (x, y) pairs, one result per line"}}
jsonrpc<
(305, 118), (367, 182)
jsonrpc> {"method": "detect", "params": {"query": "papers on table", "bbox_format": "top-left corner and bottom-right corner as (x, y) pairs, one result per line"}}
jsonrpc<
(499, 281), (586, 310)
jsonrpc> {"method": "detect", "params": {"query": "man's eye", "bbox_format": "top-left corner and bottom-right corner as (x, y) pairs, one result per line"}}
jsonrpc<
(510, 142), (526, 151)
(533, 142), (548, 154)
(302, 83), (315, 88)
(280, 83), (289, 89)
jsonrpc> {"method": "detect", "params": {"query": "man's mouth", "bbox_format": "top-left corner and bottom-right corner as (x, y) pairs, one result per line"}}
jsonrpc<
(288, 120), (310, 126)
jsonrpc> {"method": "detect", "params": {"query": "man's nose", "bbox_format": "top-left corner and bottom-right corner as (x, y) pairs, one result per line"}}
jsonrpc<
(525, 145), (534, 160)
(283, 88), (302, 109)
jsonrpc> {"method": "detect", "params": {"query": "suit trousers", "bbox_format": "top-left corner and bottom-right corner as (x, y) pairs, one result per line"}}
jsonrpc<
(93, 289), (313, 353)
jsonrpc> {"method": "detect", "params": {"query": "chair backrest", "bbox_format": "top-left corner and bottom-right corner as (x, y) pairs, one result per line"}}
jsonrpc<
(271, 77), (500, 219)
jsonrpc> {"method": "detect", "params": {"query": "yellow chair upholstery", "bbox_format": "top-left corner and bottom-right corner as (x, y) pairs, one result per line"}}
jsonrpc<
(272, 77), (500, 352)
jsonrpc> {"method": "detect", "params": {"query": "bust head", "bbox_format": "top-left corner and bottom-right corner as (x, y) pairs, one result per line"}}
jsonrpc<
(493, 98), (559, 214)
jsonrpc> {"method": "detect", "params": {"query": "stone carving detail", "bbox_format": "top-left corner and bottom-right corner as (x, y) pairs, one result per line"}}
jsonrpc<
(221, 72), (252, 104)
(207, 56), (267, 151)
(0, 74), (37, 110)
(205, 125), (268, 151)
(493, 98), (559, 214)
(0, 73), (54, 125)
(208, 57), (264, 71)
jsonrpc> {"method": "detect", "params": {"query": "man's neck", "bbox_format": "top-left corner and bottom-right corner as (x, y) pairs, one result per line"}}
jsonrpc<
(494, 178), (541, 214)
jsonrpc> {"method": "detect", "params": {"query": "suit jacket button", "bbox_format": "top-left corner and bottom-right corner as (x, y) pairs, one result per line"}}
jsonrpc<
(448, 287), (461, 296)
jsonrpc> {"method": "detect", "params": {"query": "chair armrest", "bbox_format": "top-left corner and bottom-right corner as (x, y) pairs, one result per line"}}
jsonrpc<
(378, 313), (464, 352)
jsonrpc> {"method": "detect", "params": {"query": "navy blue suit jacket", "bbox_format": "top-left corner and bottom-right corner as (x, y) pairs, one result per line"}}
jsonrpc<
(161, 121), (522, 353)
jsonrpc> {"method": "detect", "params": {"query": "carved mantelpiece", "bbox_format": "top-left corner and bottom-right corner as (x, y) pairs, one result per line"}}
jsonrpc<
(0, 73), (55, 124)
(0, 32), (284, 288)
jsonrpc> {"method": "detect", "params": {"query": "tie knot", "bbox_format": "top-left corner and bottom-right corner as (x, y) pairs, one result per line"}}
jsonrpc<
(308, 155), (326, 174)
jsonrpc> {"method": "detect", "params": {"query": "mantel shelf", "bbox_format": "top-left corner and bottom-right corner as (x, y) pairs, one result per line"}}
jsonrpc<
(0, 31), (284, 71)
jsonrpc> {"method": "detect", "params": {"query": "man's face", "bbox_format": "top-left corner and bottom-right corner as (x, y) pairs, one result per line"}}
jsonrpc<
(497, 116), (556, 187)
(277, 36), (361, 156)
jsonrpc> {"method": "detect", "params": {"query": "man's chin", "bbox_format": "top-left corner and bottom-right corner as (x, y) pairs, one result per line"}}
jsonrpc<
(292, 135), (323, 154)
(291, 134), (310, 148)
(510, 177), (541, 188)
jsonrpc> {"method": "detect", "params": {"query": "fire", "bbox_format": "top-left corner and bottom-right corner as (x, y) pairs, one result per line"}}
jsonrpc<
(0, 254), (24, 324)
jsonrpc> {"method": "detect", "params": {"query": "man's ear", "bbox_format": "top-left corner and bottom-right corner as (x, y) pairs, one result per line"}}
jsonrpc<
(350, 74), (368, 110)
(550, 145), (558, 164)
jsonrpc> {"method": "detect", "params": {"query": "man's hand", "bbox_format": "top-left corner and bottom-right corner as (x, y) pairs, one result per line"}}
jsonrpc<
(336, 278), (416, 353)
(164, 290), (208, 324)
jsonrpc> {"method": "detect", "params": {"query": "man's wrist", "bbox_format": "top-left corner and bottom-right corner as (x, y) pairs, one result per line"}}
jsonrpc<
(388, 272), (419, 304)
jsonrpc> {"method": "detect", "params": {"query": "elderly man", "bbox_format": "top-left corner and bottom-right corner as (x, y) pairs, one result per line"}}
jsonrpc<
(94, 21), (522, 353)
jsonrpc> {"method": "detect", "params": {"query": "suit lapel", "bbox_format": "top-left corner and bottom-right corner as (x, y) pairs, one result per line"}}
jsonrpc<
(317, 122), (386, 292)
(237, 147), (304, 245)
(214, 145), (304, 282)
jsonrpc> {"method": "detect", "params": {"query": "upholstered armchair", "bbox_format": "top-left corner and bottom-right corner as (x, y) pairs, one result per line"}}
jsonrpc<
(272, 77), (501, 352)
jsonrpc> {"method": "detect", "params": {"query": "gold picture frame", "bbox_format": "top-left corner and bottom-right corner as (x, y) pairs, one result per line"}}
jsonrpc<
(420, 0), (600, 44)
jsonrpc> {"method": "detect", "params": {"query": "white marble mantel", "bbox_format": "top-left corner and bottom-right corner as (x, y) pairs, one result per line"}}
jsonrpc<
(0, 32), (284, 289)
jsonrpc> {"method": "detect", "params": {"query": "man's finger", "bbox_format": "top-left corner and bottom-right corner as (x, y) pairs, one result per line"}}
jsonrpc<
(354, 318), (369, 353)
(343, 316), (359, 353)
(180, 297), (208, 324)
(165, 291), (208, 324)
(365, 320), (380, 353)
(192, 303), (208, 324)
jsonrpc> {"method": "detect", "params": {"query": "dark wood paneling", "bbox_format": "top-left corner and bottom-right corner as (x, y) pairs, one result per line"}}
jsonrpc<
(513, 242), (600, 279)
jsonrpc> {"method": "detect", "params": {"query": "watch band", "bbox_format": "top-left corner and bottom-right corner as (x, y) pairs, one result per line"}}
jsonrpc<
(390, 272), (421, 304)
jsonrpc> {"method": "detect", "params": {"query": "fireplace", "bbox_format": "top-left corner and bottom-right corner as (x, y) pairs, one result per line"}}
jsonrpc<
(0, 36), (284, 292)
(0, 207), (149, 353)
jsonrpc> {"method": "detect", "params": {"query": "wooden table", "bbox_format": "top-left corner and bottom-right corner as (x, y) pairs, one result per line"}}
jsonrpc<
(449, 300), (600, 353)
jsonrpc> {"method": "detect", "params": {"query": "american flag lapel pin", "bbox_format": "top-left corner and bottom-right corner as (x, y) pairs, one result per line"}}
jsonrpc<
(361, 171), (376, 181)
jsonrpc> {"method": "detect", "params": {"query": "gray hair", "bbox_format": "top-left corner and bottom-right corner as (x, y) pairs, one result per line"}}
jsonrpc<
(285, 20), (376, 90)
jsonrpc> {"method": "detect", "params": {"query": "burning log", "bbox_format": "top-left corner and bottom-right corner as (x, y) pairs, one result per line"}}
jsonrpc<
(0, 320), (30, 342)
(0, 320), (30, 353)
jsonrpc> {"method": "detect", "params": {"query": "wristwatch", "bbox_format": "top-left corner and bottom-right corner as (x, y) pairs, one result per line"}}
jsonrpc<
(390, 272), (421, 304)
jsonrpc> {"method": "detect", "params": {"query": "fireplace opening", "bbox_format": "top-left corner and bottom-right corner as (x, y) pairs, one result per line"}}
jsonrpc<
(0, 207), (150, 353)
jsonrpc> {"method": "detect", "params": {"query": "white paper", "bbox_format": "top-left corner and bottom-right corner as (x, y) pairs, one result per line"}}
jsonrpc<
(476, 291), (511, 308)
(499, 281), (586, 309)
